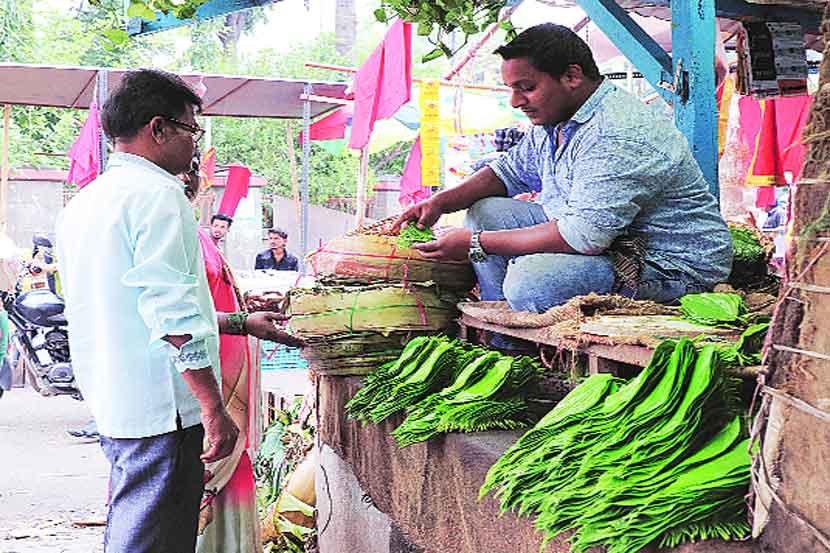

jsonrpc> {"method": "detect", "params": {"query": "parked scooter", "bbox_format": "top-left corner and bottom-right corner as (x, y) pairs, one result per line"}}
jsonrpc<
(0, 235), (80, 400)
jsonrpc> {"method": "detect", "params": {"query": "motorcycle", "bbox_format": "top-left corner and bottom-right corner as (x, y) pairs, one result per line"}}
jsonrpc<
(0, 235), (80, 400)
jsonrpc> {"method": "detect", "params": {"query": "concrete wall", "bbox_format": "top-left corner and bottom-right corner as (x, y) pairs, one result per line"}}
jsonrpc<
(5, 173), (365, 274)
(6, 178), (64, 247)
(212, 190), (365, 272)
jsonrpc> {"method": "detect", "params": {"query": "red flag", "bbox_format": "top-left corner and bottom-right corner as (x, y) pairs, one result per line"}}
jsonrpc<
(399, 137), (431, 208)
(67, 102), (101, 189)
(744, 95), (810, 186)
(349, 20), (412, 150)
(746, 99), (784, 187)
(218, 165), (251, 217)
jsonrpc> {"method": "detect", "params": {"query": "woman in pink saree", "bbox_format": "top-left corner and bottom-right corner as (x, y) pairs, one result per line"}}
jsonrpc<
(196, 228), (260, 553)
(181, 164), (300, 552)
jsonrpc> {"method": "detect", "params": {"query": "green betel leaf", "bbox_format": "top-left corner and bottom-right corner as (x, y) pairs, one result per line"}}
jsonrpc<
(374, 8), (388, 22)
(397, 225), (435, 248)
(679, 293), (747, 327)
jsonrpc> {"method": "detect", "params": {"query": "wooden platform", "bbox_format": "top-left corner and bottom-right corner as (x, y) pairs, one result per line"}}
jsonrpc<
(459, 311), (743, 375)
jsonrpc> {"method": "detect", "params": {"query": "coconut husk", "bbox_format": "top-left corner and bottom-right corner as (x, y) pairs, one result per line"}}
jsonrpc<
(305, 233), (475, 292)
(286, 283), (458, 339)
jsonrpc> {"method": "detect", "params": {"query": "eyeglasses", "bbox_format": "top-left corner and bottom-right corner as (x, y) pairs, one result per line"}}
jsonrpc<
(164, 117), (205, 143)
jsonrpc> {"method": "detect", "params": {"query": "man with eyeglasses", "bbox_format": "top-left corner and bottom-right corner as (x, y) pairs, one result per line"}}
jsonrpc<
(56, 69), (236, 553)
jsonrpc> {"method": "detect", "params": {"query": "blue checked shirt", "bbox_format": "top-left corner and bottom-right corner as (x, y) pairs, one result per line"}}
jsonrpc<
(489, 79), (732, 287)
(56, 153), (221, 439)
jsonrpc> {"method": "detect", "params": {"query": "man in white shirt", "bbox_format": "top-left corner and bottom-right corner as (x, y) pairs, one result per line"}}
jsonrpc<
(56, 69), (238, 553)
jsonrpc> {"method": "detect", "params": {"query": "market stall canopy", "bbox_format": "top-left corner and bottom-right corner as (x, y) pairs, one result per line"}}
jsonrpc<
(0, 63), (349, 119)
(513, 0), (824, 51)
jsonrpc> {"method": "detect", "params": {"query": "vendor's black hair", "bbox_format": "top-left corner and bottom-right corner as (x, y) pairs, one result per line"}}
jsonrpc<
(268, 228), (288, 239)
(101, 69), (203, 141)
(211, 214), (233, 227)
(494, 23), (601, 81)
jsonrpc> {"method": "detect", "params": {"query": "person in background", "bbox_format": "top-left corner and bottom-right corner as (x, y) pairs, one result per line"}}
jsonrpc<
(56, 69), (238, 553)
(394, 23), (732, 351)
(254, 228), (299, 271)
(209, 214), (233, 247)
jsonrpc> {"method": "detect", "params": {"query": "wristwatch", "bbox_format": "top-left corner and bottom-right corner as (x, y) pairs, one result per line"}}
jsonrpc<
(468, 231), (488, 263)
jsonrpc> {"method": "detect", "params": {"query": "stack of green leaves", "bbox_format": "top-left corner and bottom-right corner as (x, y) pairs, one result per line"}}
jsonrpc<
(679, 292), (749, 327)
(346, 336), (479, 424)
(714, 322), (770, 368)
(346, 335), (540, 446)
(730, 226), (767, 265)
(727, 225), (771, 288)
(481, 338), (752, 553)
(393, 353), (538, 447)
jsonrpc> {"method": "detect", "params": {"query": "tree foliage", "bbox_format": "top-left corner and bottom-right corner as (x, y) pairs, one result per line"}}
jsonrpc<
(373, 0), (514, 62)
(2, 1), (450, 205)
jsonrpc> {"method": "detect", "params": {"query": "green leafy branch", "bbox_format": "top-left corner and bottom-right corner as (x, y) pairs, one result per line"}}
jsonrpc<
(92, 0), (210, 44)
(373, 0), (515, 62)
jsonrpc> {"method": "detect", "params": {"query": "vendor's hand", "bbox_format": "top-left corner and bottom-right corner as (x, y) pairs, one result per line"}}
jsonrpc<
(200, 404), (239, 463)
(391, 197), (443, 233)
(245, 311), (306, 348)
(413, 228), (472, 261)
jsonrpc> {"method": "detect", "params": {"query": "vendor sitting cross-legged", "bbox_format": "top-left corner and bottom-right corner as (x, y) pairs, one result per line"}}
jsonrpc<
(393, 23), (733, 350)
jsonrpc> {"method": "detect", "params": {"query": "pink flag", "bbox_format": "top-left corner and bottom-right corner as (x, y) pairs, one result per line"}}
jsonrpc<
(217, 165), (252, 218)
(66, 102), (101, 189)
(299, 105), (353, 144)
(399, 137), (431, 208)
(349, 20), (412, 150)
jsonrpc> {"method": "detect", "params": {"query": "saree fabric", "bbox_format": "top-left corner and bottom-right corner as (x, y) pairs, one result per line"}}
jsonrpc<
(196, 229), (261, 553)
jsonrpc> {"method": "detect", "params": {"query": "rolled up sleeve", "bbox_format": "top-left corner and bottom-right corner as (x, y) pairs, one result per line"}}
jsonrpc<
(488, 131), (543, 197)
(556, 135), (668, 254)
(122, 186), (215, 370)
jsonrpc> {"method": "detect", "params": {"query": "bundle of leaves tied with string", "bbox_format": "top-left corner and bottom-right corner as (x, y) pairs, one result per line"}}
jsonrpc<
(481, 337), (754, 553)
(305, 217), (475, 291)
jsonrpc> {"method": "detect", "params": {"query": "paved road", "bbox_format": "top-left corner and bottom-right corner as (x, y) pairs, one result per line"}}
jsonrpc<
(0, 388), (107, 553)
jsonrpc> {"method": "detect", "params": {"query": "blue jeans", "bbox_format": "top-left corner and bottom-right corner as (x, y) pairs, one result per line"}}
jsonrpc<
(100, 424), (205, 553)
(465, 198), (708, 348)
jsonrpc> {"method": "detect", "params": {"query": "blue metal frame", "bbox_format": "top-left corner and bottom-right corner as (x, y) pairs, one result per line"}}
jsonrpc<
(574, 0), (675, 104)
(126, 0), (278, 36)
(671, 0), (718, 194)
(575, 0), (720, 196)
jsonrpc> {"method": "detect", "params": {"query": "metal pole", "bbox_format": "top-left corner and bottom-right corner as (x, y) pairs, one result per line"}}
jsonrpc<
(204, 117), (213, 149)
(301, 83), (312, 271)
(355, 147), (369, 229)
(1, 104), (10, 234)
(96, 70), (109, 170)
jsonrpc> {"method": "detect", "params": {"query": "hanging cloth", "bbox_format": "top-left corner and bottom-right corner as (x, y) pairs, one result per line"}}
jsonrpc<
(66, 102), (101, 189)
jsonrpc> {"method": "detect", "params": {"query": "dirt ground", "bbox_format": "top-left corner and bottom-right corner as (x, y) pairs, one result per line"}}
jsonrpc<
(0, 387), (107, 553)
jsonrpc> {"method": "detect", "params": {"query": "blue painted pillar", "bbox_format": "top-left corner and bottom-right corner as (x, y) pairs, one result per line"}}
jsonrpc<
(671, 0), (719, 197)
(575, 0), (675, 104)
